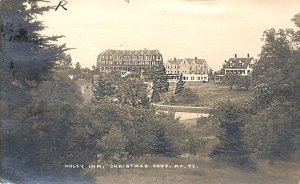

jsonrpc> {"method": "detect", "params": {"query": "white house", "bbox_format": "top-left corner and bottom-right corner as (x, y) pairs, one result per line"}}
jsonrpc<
(223, 54), (256, 76)
(164, 57), (209, 82)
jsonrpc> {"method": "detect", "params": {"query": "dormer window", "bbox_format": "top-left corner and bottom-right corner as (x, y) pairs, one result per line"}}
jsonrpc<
(229, 61), (233, 67)
(239, 61), (243, 67)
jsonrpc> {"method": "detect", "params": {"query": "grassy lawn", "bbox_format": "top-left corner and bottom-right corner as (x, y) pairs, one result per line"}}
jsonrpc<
(87, 157), (300, 184)
(159, 82), (252, 108)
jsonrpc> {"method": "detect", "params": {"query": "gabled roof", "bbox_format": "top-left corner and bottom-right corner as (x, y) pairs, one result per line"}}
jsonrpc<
(166, 58), (207, 66)
(167, 59), (183, 65)
(97, 49), (162, 61)
(184, 58), (207, 65)
(223, 57), (254, 69)
(194, 59), (207, 65)
(184, 58), (194, 64)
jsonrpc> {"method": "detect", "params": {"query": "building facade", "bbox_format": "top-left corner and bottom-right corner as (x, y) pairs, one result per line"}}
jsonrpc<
(96, 49), (163, 74)
(214, 54), (256, 83)
(164, 57), (209, 82)
(223, 54), (256, 75)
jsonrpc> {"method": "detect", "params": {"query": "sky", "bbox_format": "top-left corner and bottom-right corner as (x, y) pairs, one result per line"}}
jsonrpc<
(40, 0), (300, 70)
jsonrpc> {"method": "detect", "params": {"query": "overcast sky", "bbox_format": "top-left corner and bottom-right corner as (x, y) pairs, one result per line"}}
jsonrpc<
(40, 0), (300, 70)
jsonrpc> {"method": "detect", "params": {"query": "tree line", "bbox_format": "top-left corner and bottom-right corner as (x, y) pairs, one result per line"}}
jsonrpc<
(210, 13), (300, 169)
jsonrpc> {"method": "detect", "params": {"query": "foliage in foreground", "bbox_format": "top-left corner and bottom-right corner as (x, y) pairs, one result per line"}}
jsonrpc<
(169, 88), (199, 105)
(211, 101), (255, 170)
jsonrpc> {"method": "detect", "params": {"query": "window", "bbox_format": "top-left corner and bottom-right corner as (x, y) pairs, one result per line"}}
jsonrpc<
(86, 86), (89, 89)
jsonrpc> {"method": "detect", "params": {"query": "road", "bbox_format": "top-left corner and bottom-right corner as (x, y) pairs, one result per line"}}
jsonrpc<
(152, 103), (213, 110)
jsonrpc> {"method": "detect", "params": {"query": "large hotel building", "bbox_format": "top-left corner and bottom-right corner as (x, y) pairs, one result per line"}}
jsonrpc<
(96, 49), (163, 74)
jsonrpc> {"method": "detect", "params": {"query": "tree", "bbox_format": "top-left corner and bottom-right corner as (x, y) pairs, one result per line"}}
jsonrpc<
(211, 101), (254, 170)
(0, 1), (66, 84)
(244, 102), (299, 162)
(245, 13), (300, 162)
(89, 100), (190, 160)
(0, 1), (74, 173)
(8, 72), (97, 168)
(237, 75), (251, 90)
(156, 65), (169, 92)
(150, 65), (169, 93)
(222, 73), (238, 90)
(170, 88), (199, 105)
(117, 76), (150, 108)
(92, 75), (116, 102)
(208, 68), (214, 81)
(150, 82), (160, 102)
(175, 73), (185, 94)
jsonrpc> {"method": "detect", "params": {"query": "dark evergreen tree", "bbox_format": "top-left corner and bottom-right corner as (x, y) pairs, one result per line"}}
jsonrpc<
(150, 65), (169, 93)
(151, 81), (160, 102)
(92, 75), (116, 102)
(157, 64), (169, 92)
(175, 73), (185, 94)
(212, 101), (255, 170)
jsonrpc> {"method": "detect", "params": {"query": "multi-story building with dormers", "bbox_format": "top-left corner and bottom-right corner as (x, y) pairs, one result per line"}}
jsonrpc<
(214, 54), (256, 83)
(96, 49), (163, 74)
(164, 57), (209, 82)
(223, 54), (256, 75)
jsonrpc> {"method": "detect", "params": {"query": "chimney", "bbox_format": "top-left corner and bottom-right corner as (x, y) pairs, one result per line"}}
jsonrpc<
(247, 53), (250, 58)
(224, 60), (227, 62)
(195, 57), (197, 61)
(174, 57), (176, 61)
(234, 54), (237, 58)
